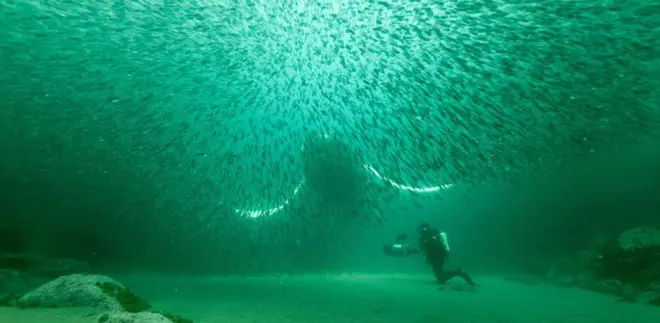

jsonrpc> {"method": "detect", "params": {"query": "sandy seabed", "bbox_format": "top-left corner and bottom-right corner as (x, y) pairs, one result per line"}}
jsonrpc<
(2, 273), (660, 323)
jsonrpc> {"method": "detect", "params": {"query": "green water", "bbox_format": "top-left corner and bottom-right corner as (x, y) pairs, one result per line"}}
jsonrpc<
(1, 0), (659, 271)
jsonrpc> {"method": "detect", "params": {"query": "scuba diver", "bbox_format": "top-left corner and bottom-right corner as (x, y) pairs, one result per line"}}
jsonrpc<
(417, 222), (476, 286)
(384, 223), (475, 286)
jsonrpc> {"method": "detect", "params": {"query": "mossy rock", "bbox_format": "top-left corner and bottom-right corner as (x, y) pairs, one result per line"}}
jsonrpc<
(95, 282), (150, 313)
(159, 312), (194, 323)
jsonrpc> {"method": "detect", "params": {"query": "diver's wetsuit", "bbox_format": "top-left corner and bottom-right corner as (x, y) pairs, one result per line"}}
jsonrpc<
(419, 228), (475, 285)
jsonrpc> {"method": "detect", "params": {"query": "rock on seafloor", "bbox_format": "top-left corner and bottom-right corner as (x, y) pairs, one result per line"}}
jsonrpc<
(97, 312), (174, 323)
(617, 227), (660, 251)
(546, 226), (660, 306)
(1, 253), (92, 301)
(16, 274), (125, 310)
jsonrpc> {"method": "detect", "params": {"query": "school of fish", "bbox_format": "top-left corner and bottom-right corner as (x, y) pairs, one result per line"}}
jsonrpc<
(1, 0), (659, 225)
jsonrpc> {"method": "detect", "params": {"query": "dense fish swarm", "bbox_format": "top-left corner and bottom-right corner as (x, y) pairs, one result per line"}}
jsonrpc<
(0, 0), (659, 222)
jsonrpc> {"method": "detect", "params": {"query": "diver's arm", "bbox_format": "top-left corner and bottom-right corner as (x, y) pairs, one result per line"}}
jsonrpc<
(406, 245), (421, 254)
(416, 235), (430, 263)
(417, 235), (425, 252)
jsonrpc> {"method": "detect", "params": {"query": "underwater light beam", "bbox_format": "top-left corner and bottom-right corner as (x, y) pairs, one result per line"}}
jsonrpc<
(235, 164), (454, 218)
(363, 164), (454, 193)
(234, 182), (303, 218)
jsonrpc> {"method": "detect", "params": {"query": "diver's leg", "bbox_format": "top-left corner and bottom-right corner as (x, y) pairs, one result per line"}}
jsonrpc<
(430, 257), (449, 284)
(459, 270), (476, 285)
(431, 263), (446, 283)
(442, 269), (476, 285)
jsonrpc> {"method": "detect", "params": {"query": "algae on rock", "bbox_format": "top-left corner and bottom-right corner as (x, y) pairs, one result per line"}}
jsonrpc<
(95, 281), (151, 313)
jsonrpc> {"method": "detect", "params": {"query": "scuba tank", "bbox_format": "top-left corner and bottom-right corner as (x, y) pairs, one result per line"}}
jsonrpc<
(439, 231), (451, 252)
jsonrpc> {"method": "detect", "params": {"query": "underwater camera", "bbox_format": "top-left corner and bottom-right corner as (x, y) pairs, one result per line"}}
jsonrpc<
(383, 243), (417, 257)
(382, 234), (420, 257)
